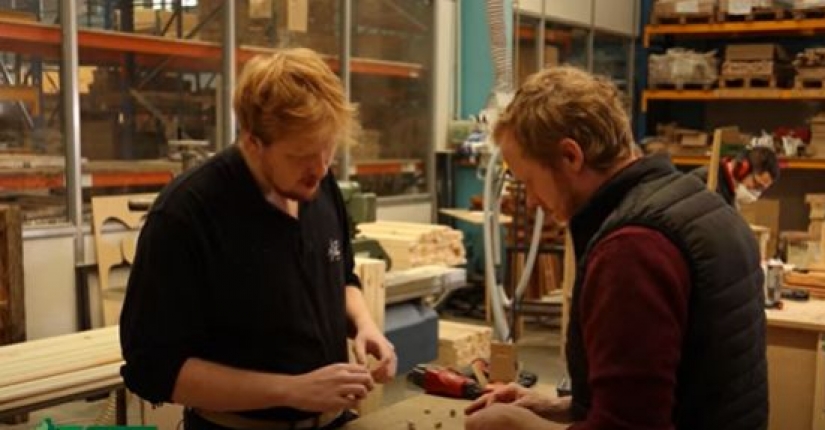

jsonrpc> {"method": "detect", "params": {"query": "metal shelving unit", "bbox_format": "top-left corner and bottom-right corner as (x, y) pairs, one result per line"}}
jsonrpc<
(0, 0), (437, 222)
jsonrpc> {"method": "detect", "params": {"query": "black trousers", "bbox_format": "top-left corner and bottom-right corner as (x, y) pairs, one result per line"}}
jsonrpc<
(182, 409), (357, 430)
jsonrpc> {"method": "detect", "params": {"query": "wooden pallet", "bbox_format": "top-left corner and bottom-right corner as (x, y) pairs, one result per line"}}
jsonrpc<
(795, 76), (825, 89)
(652, 11), (716, 25)
(719, 7), (786, 22)
(650, 80), (715, 90)
(793, 6), (825, 19)
(719, 74), (778, 88)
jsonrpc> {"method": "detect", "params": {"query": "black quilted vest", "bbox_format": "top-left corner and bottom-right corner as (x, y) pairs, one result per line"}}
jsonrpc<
(565, 155), (768, 429)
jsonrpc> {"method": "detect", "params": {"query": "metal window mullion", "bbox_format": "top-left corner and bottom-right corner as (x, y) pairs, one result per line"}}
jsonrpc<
(340, 0), (352, 181)
(220, 0), (236, 149)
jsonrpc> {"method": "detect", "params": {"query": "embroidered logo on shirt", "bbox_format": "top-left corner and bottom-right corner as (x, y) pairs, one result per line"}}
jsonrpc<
(328, 239), (342, 262)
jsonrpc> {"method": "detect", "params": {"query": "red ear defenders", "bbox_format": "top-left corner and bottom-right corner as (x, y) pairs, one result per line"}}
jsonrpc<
(731, 152), (752, 181)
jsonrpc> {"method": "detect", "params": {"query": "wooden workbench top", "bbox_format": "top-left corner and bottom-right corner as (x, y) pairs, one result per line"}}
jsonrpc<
(766, 299), (825, 332)
(345, 394), (568, 430)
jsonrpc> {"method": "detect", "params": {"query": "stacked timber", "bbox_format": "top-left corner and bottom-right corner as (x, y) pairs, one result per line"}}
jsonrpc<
(720, 44), (791, 88)
(356, 221), (466, 270)
(785, 271), (825, 298)
(651, 0), (717, 24)
(434, 320), (492, 369)
(792, 0), (825, 18)
(718, 0), (788, 21)
(793, 48), (825, 88)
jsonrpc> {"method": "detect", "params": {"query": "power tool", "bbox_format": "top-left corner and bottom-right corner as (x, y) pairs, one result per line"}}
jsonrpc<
(408, 365), (485, 400)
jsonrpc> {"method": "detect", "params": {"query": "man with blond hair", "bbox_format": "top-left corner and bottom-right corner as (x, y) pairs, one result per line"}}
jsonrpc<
(120, 48), (396, 430)
(465, 67), (768, 430)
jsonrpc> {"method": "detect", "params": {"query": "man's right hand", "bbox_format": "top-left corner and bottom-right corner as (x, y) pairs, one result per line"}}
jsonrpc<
(283, 363), (375, 413)
(465, 383), (573, 423)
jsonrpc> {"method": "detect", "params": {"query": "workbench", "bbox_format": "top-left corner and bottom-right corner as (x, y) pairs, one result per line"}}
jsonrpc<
(344, 394), (568, 430)
(765, 300), (825, 430)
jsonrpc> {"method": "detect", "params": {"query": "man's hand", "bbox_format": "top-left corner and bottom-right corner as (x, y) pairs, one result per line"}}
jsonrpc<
(465, 383), (573, 423)
(352, 325), (397, 383)
(465, 403), (568, 430)
(283, 363), (374, 412)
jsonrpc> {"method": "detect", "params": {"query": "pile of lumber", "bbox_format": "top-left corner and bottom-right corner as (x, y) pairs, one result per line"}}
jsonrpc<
(356, 221), (466, 271)
(809, 113), (825, 156)
(656, 123), (710, 148)
(434, 320), (492, 369)
(652, 0), (717, 24)
(785, 271), (825, 298)
(0, 326), (122, 414)
(720, 44), (791, 87)
(793, 48), (825, 82)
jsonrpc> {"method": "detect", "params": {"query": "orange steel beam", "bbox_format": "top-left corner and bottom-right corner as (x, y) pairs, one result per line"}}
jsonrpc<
(673, 155), (825, 171)
(1, 18), (423, 79)
(91, 171), (174, 187)
(0, 86), (40, 115)
(645, 18), (825, 47)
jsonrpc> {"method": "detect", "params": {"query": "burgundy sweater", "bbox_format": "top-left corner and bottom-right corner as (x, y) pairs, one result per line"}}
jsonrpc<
(569, 226), (691, 430)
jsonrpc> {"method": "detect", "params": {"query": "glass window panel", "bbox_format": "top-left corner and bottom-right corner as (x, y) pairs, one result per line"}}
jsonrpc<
(0, 0), (67, 225)
(349, 0), (433, 197)
(545, 21), (589, 71)
(78, 0), (223, 221)
(516, 15), (542, 86)
(593, 31), (631, 113)
(79, 0), (216, 41)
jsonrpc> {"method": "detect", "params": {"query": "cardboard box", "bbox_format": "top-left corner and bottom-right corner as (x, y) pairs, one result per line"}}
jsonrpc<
(739, 199), (781, 256)
(720, 0), (778, 14)
(726, 44), (786, 61)
(654, 0), (717, 16)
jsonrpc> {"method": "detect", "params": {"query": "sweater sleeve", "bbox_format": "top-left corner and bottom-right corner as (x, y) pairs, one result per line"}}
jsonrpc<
(570, 226), (691, 430)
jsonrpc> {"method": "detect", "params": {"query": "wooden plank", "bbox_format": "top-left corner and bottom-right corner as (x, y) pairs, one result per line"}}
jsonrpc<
(706, 129), (724, 192)
(814, 334), (825, 430)
(352, 258), (386, 416)
(767, 326), (818, 430)
(765, 300), (825, 332)
(344, 395), (470, 430)
(91, 194), (155, 326)
(0, 206), (24, 348)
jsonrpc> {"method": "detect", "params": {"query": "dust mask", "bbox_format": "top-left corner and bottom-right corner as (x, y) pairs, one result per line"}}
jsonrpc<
(735, 183), (760, 206)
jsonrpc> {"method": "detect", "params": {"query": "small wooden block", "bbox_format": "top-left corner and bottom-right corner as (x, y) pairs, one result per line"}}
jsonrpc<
(489, 342), (518, 383)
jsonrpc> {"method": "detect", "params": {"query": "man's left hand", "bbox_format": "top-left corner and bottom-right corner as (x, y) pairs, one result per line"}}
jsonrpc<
(465, 404), (569, 430)
(353, 325), (397, 383)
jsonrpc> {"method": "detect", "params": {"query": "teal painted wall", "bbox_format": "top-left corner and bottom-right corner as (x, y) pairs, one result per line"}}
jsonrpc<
(456, 1), (512, 276)
(459, 1), (512, 118)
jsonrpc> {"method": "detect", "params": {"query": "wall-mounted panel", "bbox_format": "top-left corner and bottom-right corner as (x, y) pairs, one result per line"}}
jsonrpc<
(544, 0), (592, 27)
(595, 0), (638, 36)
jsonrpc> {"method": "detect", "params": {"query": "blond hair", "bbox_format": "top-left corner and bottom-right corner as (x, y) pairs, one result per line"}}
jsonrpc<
(233, 48), (354, 145)
(494, 66), (633, 171)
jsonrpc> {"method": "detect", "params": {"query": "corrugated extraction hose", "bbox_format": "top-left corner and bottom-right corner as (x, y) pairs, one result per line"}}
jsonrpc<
(483, 0), (546, 343)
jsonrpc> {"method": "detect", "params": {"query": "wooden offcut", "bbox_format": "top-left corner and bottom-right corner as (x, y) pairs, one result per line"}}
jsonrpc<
(352, 258), (386, 416)
(435, 321), (492, 369)
(91, 194), (156, 326)
(488, 342), (517, 384)
(0, 205), (24, 348)
(357, 222), (466, 270)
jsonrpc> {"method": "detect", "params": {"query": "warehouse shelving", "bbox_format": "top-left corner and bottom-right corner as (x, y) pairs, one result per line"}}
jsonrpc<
(644, 17), (825, 47)
(671, 153), (825, 170)
(642, 88), (825, 111)
(0, 17), (424, 79)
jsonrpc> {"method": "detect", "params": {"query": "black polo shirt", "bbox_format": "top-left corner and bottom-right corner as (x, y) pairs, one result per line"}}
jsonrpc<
(119, 145), (360, 421)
